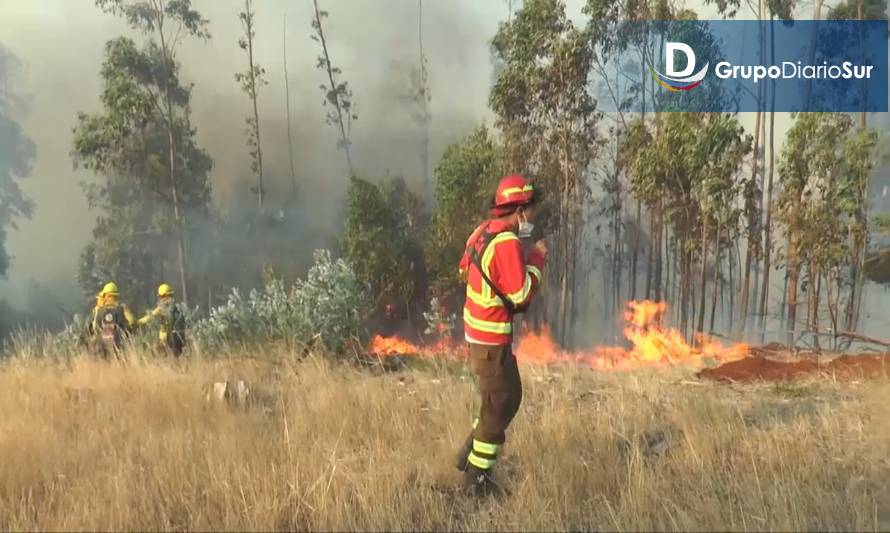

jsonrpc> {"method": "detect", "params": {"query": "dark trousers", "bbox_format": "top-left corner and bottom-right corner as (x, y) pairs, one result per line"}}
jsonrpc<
(469, 343), (523, 445)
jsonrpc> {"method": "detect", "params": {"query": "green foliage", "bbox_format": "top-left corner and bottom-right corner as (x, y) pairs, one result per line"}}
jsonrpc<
(875, 214), (890, 235)
(73, 36), (212, 303)
(864, 249), (890, 284)
(190, 250), (372, 354)
(0, 46), (35, 279)
(341, 176), (427, 317)
(95, 0), (210, 40)
(632, 113), (751, 256)
(828, 0), (887, 19)
(777, 114), (859, 272)
(425, 126), (504, 299)
(311, 0), (356, 169)
(490, 0), (601, 177)
(489, 0), (602, 323)
(235, 0), (267, 192)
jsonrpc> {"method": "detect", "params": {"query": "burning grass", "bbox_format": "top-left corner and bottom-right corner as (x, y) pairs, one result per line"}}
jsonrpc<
(1, 349), (889, 531)
(372, 300), (750, 370)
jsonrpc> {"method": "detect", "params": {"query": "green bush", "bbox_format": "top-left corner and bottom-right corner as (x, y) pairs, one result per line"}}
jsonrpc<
(190, 250), (373, 355)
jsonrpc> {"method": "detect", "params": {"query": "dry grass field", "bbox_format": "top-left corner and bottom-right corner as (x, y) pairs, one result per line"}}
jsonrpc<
(1, 348), (889, 531)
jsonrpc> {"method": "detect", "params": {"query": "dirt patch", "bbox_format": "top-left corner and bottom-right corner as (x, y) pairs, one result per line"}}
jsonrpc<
(698, 354), (890, 383)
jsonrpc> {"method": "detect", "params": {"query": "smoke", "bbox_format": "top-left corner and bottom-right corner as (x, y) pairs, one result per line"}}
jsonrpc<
(4, 0), (885, 346)
(0, 0), (507, 314)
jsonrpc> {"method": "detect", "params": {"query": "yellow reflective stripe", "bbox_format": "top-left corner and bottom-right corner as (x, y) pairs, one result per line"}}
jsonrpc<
(463, 308), (512, 334)
(506, 273), (533, 305)
(472, 418), (479, 429)
(500, 184), (534, 197)
(528, 265), (542, 281)
(468, 452), (496, 470)
(473, 439), (500, 455)
(466, 285), (503, 308)
(479, 232), (519, 301)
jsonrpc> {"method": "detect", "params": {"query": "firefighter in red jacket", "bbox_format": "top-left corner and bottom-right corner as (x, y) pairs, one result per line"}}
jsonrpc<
(455, 174), (547, 495)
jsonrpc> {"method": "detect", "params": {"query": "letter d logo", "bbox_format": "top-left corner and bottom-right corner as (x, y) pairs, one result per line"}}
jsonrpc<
(651, 41), (709, 92)
(666, 42), (696, 77)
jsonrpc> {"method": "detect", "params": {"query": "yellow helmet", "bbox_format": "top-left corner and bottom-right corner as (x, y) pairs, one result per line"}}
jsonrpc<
(101, 282), (119, 296)
(157, 283), (175, 297)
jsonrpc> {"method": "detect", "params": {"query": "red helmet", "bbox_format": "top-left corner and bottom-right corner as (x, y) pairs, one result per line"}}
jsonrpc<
(493, 174), (535, 208)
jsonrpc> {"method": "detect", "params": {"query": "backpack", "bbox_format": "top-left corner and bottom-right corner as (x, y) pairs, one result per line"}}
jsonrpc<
(96, 305), (126, 350)
(157, 301), (186, 348)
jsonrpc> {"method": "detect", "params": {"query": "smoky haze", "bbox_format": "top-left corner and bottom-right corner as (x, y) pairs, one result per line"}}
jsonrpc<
(8, 0), (884, 348)
(0, 0), (522, 312)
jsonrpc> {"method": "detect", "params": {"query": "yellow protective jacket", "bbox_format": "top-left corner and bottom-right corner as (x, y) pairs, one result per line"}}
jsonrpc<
(89, 299), (135, 335)
(138, 300), (185, 343)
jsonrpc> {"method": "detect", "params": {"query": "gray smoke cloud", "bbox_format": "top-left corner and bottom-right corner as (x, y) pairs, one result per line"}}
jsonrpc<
(0, 0), (519, 312)
(10, 0), (882, 348)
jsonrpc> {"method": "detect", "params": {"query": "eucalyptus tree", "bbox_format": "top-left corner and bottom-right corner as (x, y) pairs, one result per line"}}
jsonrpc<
(93, 0), (211, 305)
(490, 0), (602, 344)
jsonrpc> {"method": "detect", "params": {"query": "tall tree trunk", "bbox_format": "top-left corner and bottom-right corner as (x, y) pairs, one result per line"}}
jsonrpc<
(167, 125), (188, 307)
(655, 203), (664, 301)
(759, 25), (777, 331)
(312, 0), (354, 176)
(613, 186), (622, 321)
(681, 249), (691, 338)
(156, 15), (189, 306)
(697, 219), (709, 337)
(630, 199), (641, 300)
(245, 0), (265, 210)
(814, 263), (822, 350)
(645, 214), (654, 299)
(557, 120), (572, 344)
(710, 221), (722, 333)
(802, 0), (824, 111)
(849, 0), (868, 333)
(417, 0), (431, 199)
(739, 108), (763, 337)
(283, 16), (297, 197)
(655, 206), (670, 301)
(729, 241), (736, 327)
(759, 13), (779, 333)
(787, 236), (800, 348)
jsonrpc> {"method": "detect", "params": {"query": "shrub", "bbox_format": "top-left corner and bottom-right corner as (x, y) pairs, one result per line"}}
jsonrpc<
(190, 250), (373, 355)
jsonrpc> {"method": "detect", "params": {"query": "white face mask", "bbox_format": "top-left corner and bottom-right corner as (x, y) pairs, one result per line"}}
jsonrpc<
(518, 211), (534, 239)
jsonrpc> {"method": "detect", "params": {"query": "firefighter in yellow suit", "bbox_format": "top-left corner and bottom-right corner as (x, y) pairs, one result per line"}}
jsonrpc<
(138, 283), (186, 356)
(88, 282), (135, 358)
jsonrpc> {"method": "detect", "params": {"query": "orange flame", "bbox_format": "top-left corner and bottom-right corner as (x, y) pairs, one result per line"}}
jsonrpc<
(370, 300), (748, 369)
(369, 334), (421, 356)
(515, 300), (749, 369)
(369, 334), (463, 358)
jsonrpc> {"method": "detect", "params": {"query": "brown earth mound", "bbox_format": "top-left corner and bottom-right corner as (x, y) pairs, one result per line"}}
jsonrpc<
(698, 353), (890, 383)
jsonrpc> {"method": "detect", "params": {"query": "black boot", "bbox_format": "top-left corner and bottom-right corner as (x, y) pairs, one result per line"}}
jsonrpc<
(454, 430), (474, 472)
(463, 464), (504, 498)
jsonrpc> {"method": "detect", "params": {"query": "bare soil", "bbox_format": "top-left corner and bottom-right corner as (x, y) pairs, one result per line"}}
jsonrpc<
(698, 353), (890, 383)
